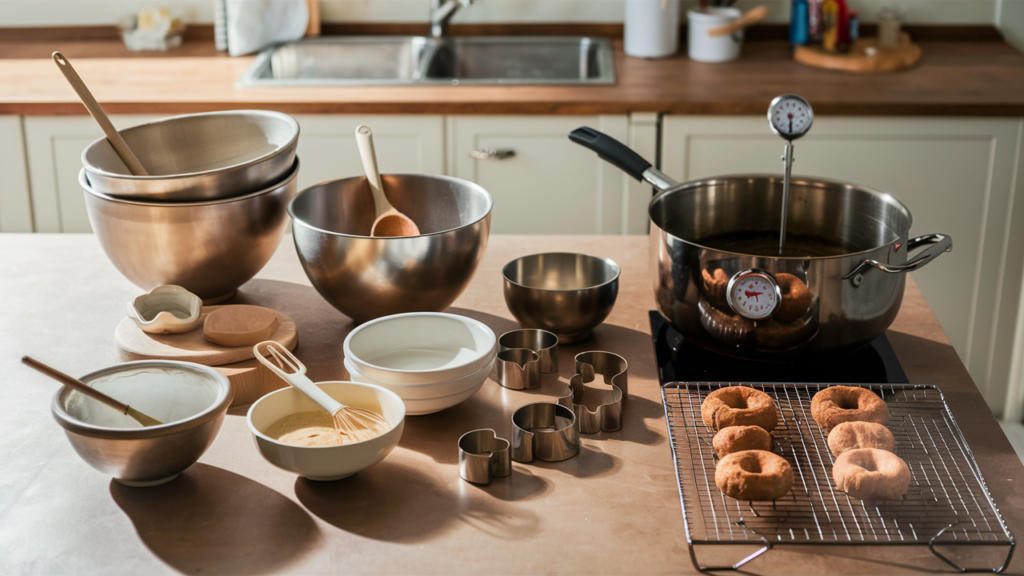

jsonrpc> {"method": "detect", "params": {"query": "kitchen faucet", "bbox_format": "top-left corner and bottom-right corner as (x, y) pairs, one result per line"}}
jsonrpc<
(430, 0), (473, 38)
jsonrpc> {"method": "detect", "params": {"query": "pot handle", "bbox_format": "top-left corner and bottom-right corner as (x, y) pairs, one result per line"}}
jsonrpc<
(568, 127), (679, 191)
(842, 233), (953, 280)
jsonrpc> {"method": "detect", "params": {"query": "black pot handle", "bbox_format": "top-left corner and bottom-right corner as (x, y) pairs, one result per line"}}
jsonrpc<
(569, 127), (651, 182)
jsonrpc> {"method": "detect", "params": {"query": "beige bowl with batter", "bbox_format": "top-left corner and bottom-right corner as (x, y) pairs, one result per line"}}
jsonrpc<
(246, 381), (405, 481)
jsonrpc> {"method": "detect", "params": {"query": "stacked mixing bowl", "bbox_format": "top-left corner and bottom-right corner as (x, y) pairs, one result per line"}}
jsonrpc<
(80, 110), (301, 301)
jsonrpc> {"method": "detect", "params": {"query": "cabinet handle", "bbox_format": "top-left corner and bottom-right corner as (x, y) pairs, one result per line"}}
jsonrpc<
(470, 148), (516, 160)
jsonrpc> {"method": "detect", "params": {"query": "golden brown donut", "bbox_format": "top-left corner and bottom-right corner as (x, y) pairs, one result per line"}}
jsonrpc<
(701, 268), (729, 309)
(833, 448), (911, 500)
(827, 422), (895, 457)
(753, 317), (815, 349)
(811, 386), (890, 431)
(715, 450), (793, 500)
(774, 273), (811, 323)
(713, 425), (773, 458)
(698, 297), (753, 346)
(701, 386), (778, 432)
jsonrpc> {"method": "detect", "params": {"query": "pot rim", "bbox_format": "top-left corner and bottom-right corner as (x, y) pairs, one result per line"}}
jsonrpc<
(52, 360), (233, 439)
(288, 173), (493, 239)
(502, 252), (621, 292)
(81, 110), (300, 182)
(79, 158), (300, 207)
(649, 173), (914, 260)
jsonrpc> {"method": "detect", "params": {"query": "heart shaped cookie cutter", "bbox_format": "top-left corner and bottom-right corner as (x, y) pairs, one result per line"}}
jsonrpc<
(459, 429), (512, 484)
(494, 348), (541, 390)
(498, 329), (559, 374)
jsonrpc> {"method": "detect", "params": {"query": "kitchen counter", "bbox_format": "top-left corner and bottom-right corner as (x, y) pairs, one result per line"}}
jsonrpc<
(1, 233), (1021, 575)
(1, 38), (1023, 116)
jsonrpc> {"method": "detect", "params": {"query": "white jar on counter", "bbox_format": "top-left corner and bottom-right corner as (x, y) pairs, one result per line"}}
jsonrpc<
(687, 7), (743, 63)
(625, 0), (681, 59)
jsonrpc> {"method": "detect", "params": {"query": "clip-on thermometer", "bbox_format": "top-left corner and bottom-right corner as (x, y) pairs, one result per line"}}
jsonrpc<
(768, 94), (814, 255)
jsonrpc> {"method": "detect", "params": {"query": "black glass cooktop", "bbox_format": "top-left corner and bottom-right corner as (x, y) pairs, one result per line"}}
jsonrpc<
(649, 311), (909, 385)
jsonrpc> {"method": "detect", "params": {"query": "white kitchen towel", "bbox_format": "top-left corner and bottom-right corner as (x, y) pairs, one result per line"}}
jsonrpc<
(226, 0), (309, 57)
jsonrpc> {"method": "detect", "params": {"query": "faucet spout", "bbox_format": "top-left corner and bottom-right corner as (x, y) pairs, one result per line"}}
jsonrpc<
(430, 0), (474, 38)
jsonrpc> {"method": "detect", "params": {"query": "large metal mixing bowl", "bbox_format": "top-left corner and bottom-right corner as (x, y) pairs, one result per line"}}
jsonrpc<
(502, 252), (620, 343)
(289, 174), (492, 323)
(52, 360), (232, 487)
(81, 159), (299, 301)
(82, 110), (299, 201)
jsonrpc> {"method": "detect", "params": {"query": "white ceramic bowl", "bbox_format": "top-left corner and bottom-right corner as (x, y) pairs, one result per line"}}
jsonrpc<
(345, 357), (492, 414)
(344, 312), (496, 385)
(246, 381), (405, 481)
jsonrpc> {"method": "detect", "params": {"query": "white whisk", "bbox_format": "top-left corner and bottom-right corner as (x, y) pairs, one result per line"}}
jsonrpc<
(254, 341), (389, 443)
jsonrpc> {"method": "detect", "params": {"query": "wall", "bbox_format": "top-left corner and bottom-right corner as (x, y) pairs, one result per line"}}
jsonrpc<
(999, 0), (1024, 51)
(0, 0), (1002, 27)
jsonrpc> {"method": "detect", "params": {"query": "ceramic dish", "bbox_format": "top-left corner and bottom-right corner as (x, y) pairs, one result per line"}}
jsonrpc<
(346, 356), (493, 401)
(247, 381), (405, 481)
(126, 285), (203, 334)
(52, 360), (232, 486)
(344, 312), (496, 385)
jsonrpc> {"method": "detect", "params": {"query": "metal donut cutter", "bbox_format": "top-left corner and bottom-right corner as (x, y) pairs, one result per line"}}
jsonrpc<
(558, 351), (628, 434)
(459, 429), (512, 484)
(511, 402), (580, 462)
(499, 329), (558, 373)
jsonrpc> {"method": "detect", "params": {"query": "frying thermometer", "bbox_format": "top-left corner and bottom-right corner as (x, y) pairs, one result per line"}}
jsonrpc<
(767, 94), (814, 255)
(726, 269), (782, 320)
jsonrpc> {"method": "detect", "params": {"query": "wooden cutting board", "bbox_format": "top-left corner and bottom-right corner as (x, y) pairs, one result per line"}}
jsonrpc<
(114, 305), (298, 407)
(115, 305), (297, 365)
(794, 33), (922, 73)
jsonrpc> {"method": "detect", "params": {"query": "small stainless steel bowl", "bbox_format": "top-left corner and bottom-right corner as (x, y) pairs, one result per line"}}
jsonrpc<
(52, 360), (232, 487)
(289, 173), (492, 323)
(502, 252), (620, 343)
(81, 158), (299, 301)
(82, 110), (299, 201)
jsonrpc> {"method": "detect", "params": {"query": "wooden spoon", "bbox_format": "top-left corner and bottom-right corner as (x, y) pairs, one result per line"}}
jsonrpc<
(354, 125), (420, 237)
(52, 51), (149, 176)
(707, 5), (768, 37)
(22, 356), (163, 427)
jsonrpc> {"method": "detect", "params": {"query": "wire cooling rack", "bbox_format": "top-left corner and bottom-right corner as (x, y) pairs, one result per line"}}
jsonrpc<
(662, 383), (1015, 573)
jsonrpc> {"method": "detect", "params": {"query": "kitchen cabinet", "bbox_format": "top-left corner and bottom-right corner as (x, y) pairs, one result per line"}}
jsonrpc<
(448, 114), (650, 235)
(0, 116), (32, 233)
(662, 115), (1024, 416)
(23, 115), (159, 233)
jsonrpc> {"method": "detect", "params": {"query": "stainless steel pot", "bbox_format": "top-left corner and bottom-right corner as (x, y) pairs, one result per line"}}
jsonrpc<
(570, 127), (952, 357)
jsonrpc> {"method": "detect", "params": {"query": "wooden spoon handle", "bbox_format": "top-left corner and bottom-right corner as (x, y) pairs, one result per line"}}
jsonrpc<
(52, 52), (149, 176)
(354, 125), (392, 219)
(23, 355), (129, 413)
(707, 5), (768, 37)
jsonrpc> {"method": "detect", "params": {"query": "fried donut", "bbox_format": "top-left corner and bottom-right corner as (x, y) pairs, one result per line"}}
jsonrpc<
(811, 386), (890, 431)
(698, 297), (753, 346)
(774, 273), (811, 323)
(753, 317), (815, 349)
(701, 268), (729, 309)
(713, 425), (773, 458)
(715, 450), (793, 500)
(701, 386), (778, 432)
(833, 448), (911, 500)
(827, 422), (895, 457)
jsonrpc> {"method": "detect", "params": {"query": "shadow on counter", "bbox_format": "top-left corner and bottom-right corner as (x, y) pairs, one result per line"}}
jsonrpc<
(110, 463), (318, 574)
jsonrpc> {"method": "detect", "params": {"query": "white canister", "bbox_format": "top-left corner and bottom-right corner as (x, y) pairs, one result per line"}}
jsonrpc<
(687, 8), (743, 63)
(625, 0), (682, 59)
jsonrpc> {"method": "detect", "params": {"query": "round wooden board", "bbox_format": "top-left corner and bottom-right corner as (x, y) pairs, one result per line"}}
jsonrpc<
(115, 305), (298, 366)
(213, 357), (289, 407)
(794, 33), (922, 73)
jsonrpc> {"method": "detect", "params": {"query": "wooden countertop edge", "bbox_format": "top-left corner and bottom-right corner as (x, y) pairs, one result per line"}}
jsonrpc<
(5, 101), (1024, 116)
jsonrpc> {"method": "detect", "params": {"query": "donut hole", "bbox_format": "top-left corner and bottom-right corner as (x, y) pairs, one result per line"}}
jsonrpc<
(720, 392), (749, 409)
(740, 460), (763, 474)
(835, 392), (862, 410)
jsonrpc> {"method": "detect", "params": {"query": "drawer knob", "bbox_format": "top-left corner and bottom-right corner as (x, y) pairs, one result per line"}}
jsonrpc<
(470, 148), (516, 160)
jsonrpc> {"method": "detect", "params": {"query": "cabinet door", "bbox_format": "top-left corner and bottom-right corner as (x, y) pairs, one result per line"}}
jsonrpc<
(662, 115), (1024, 415)
(0, 116), (32, 232)
(448, 115), (645, 235)
(24, 115), (159, 233)
(293, 115), (444, 190)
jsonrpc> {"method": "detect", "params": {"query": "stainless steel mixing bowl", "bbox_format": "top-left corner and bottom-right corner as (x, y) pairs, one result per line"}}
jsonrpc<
(81, 159), (299, 301)
(52, 360), (232, 487)
(82, 110), (299, 201)
(502, 252), (620, 343)
(289, 174), (492, 323)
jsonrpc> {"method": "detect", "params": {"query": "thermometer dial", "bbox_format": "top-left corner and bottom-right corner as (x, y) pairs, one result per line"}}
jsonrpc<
(726, 269), (782, 320)
(768, 94), (814, 141)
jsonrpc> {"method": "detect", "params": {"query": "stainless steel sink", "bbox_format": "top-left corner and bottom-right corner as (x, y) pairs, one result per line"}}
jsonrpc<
(237, 36), (616, 86)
